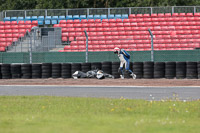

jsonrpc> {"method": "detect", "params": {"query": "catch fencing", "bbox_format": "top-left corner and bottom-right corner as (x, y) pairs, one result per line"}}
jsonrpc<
(2, 6), (200, 18)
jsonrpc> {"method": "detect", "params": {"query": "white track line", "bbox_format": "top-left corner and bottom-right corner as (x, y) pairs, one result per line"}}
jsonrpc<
(0, 85), (200, 88)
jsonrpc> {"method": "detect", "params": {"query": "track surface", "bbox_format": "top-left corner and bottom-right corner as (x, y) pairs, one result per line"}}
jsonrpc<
(0, 85), (199, 100)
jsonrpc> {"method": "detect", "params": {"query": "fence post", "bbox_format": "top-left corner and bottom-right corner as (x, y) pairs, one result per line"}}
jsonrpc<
(148, 29), (154, 62)
(84, 30), (88, 63)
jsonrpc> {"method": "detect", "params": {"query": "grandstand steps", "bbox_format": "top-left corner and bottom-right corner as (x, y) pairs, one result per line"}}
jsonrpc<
(7, 34), (42, 52)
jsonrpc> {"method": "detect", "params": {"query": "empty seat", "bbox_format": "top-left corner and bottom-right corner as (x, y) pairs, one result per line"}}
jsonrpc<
(73, 15), (79, 20)
(100, 15), (107, 19)
(128, 14), (135, 18)
(165, 13), (171, 17)
(80, 15), (86, 19)
(179, 13), (186, 17)
(136, 14), (143, 17)
(87, 15), (94, 19)
(172, 13), (179, 17)
(143, 14), (150, 17)
(24, 16), (31, 21)
(59, 16), (66, 20)
(31, 16), (37, 21)
(94, 15), (100, 19)
(186, 13), (193, 17)
(4, 17), (10, 21)
(108, 14), (115, 19)
(158, 13), (164, 17)
(66, 15), (73, 20)
(11, 17), (17, 21)
(151, 14), (157, 17)
(115, 14), (122, 19)
(122, 14), (128, 19)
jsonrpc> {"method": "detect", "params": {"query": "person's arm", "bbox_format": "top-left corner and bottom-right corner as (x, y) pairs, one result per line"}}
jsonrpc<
(121, 49), (130, 59)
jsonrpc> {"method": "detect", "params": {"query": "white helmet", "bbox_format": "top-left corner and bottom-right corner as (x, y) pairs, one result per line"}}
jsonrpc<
(114, 47), (120, 54)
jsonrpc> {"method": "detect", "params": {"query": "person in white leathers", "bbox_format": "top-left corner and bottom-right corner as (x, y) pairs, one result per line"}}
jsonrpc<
(114, 47), (136, 79)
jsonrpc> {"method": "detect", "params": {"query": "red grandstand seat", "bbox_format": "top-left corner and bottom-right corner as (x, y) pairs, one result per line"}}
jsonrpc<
(4, 21), (11, 25)
(11, 21), (17, 25)
(4, 29), (12, 33)
(101, 19), (108, 23)
(123, 23), (130, 27)
(0, 25), (4, 30)
(194, 13), (200, 17)
(96, 23), (102, 27)
(88, 23), (95, 27)
(88, 19), (95, 23)
(186, 13), (193, 17)
(81, 19), (88, 23)
(143, 14), (150, 17)
(105, 40), (113, 45)
(12, 33), (19, 38)
(78, 45), (86, 49)
(25, 21), (32, 25)
(53, 24), (61, 28)
(6, 34), (13, 38)
(116, 23), (123, 27)
(116, 19), (122, 23)
(32, 21), (38, 26)
(102, 23), (109, 27)
(88, 27), (96, 31)
(4, 25), (11, 29)
(74, 19), (80, 23)
(165, 13), (172, 17)
(172, 13), (179, 17)
(123, 19), (130, 23)
(60, 20), (67, 24)
(158, 13), (164, 17)
(0, 37), (6, 41)
(0, 21), (4, 25)
(97, 36), (105, 40)
(187, 17), (195, 21)
(99, 40), (105, 45)
(151, 14), (157, 17)
(74, 24), (81, 27)
(109, 23), (116, 27)
(143, 18), (151, 22)
(108, 19), (116, 23)
(0, 47), (6, 52)
(136, 14), (143, 17)
(129, 14), (135, 18)
(69, 37), (74, 41)
(75, 32), (83, 36)
(179, 13), (186, 17)
(104, 32), (112, 36)
(62, 37), (68, 41)
(66, 20), (73, 23)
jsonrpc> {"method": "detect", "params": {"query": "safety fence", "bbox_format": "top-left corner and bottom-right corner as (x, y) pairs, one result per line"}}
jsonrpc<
(1, 50), (200, 64)
(0, 61), (199, 79)
(1, 6), (200, 18)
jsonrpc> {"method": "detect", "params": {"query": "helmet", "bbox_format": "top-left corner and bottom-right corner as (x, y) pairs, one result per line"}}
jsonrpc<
(96, 70), (105, 79)
(114, 47), (120, 54)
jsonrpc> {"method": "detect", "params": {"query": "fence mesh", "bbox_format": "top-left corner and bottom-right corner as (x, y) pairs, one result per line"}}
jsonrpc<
(3, 6), (200, 18)
(1, 50), (200, 63)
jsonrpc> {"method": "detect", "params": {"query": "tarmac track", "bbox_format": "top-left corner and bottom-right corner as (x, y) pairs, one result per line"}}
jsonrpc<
(0, 85), (199, 100)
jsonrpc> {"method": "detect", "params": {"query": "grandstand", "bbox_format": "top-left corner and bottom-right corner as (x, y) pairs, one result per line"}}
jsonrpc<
(0, 7), (200, 53)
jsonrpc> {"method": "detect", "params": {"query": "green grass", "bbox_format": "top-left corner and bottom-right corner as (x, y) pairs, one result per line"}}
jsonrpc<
(0, 96), (199, 133)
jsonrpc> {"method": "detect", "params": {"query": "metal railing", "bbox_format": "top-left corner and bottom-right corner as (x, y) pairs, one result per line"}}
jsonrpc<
(1, 6), (200, 18)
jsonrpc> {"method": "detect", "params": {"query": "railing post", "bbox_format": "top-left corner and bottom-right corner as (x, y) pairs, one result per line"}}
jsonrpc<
(148, 29), (154, 62)
(129, 7), (131, 15)
(194, 6), (196, 13)
(172, 6), (174, 14)
(87, 8), (89, 16)
(151, 7), (153, 14)
(84, 30), (88, 63)
(108, 8), (110, 16)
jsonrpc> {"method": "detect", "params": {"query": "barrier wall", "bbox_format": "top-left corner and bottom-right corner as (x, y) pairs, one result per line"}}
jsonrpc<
(1, 50), (200, 63)
(0, 61), (199, 79)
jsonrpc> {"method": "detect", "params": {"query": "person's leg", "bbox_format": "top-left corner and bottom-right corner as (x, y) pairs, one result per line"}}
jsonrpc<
(119, 61), (125, 79)
(125, 60), (137, 79)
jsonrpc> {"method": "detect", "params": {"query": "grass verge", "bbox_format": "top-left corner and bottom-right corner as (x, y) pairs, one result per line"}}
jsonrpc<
(0, 96), (199, 133)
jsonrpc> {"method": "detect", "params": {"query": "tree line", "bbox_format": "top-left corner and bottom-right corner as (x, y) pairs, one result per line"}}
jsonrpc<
(0, 0), (200, 11)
